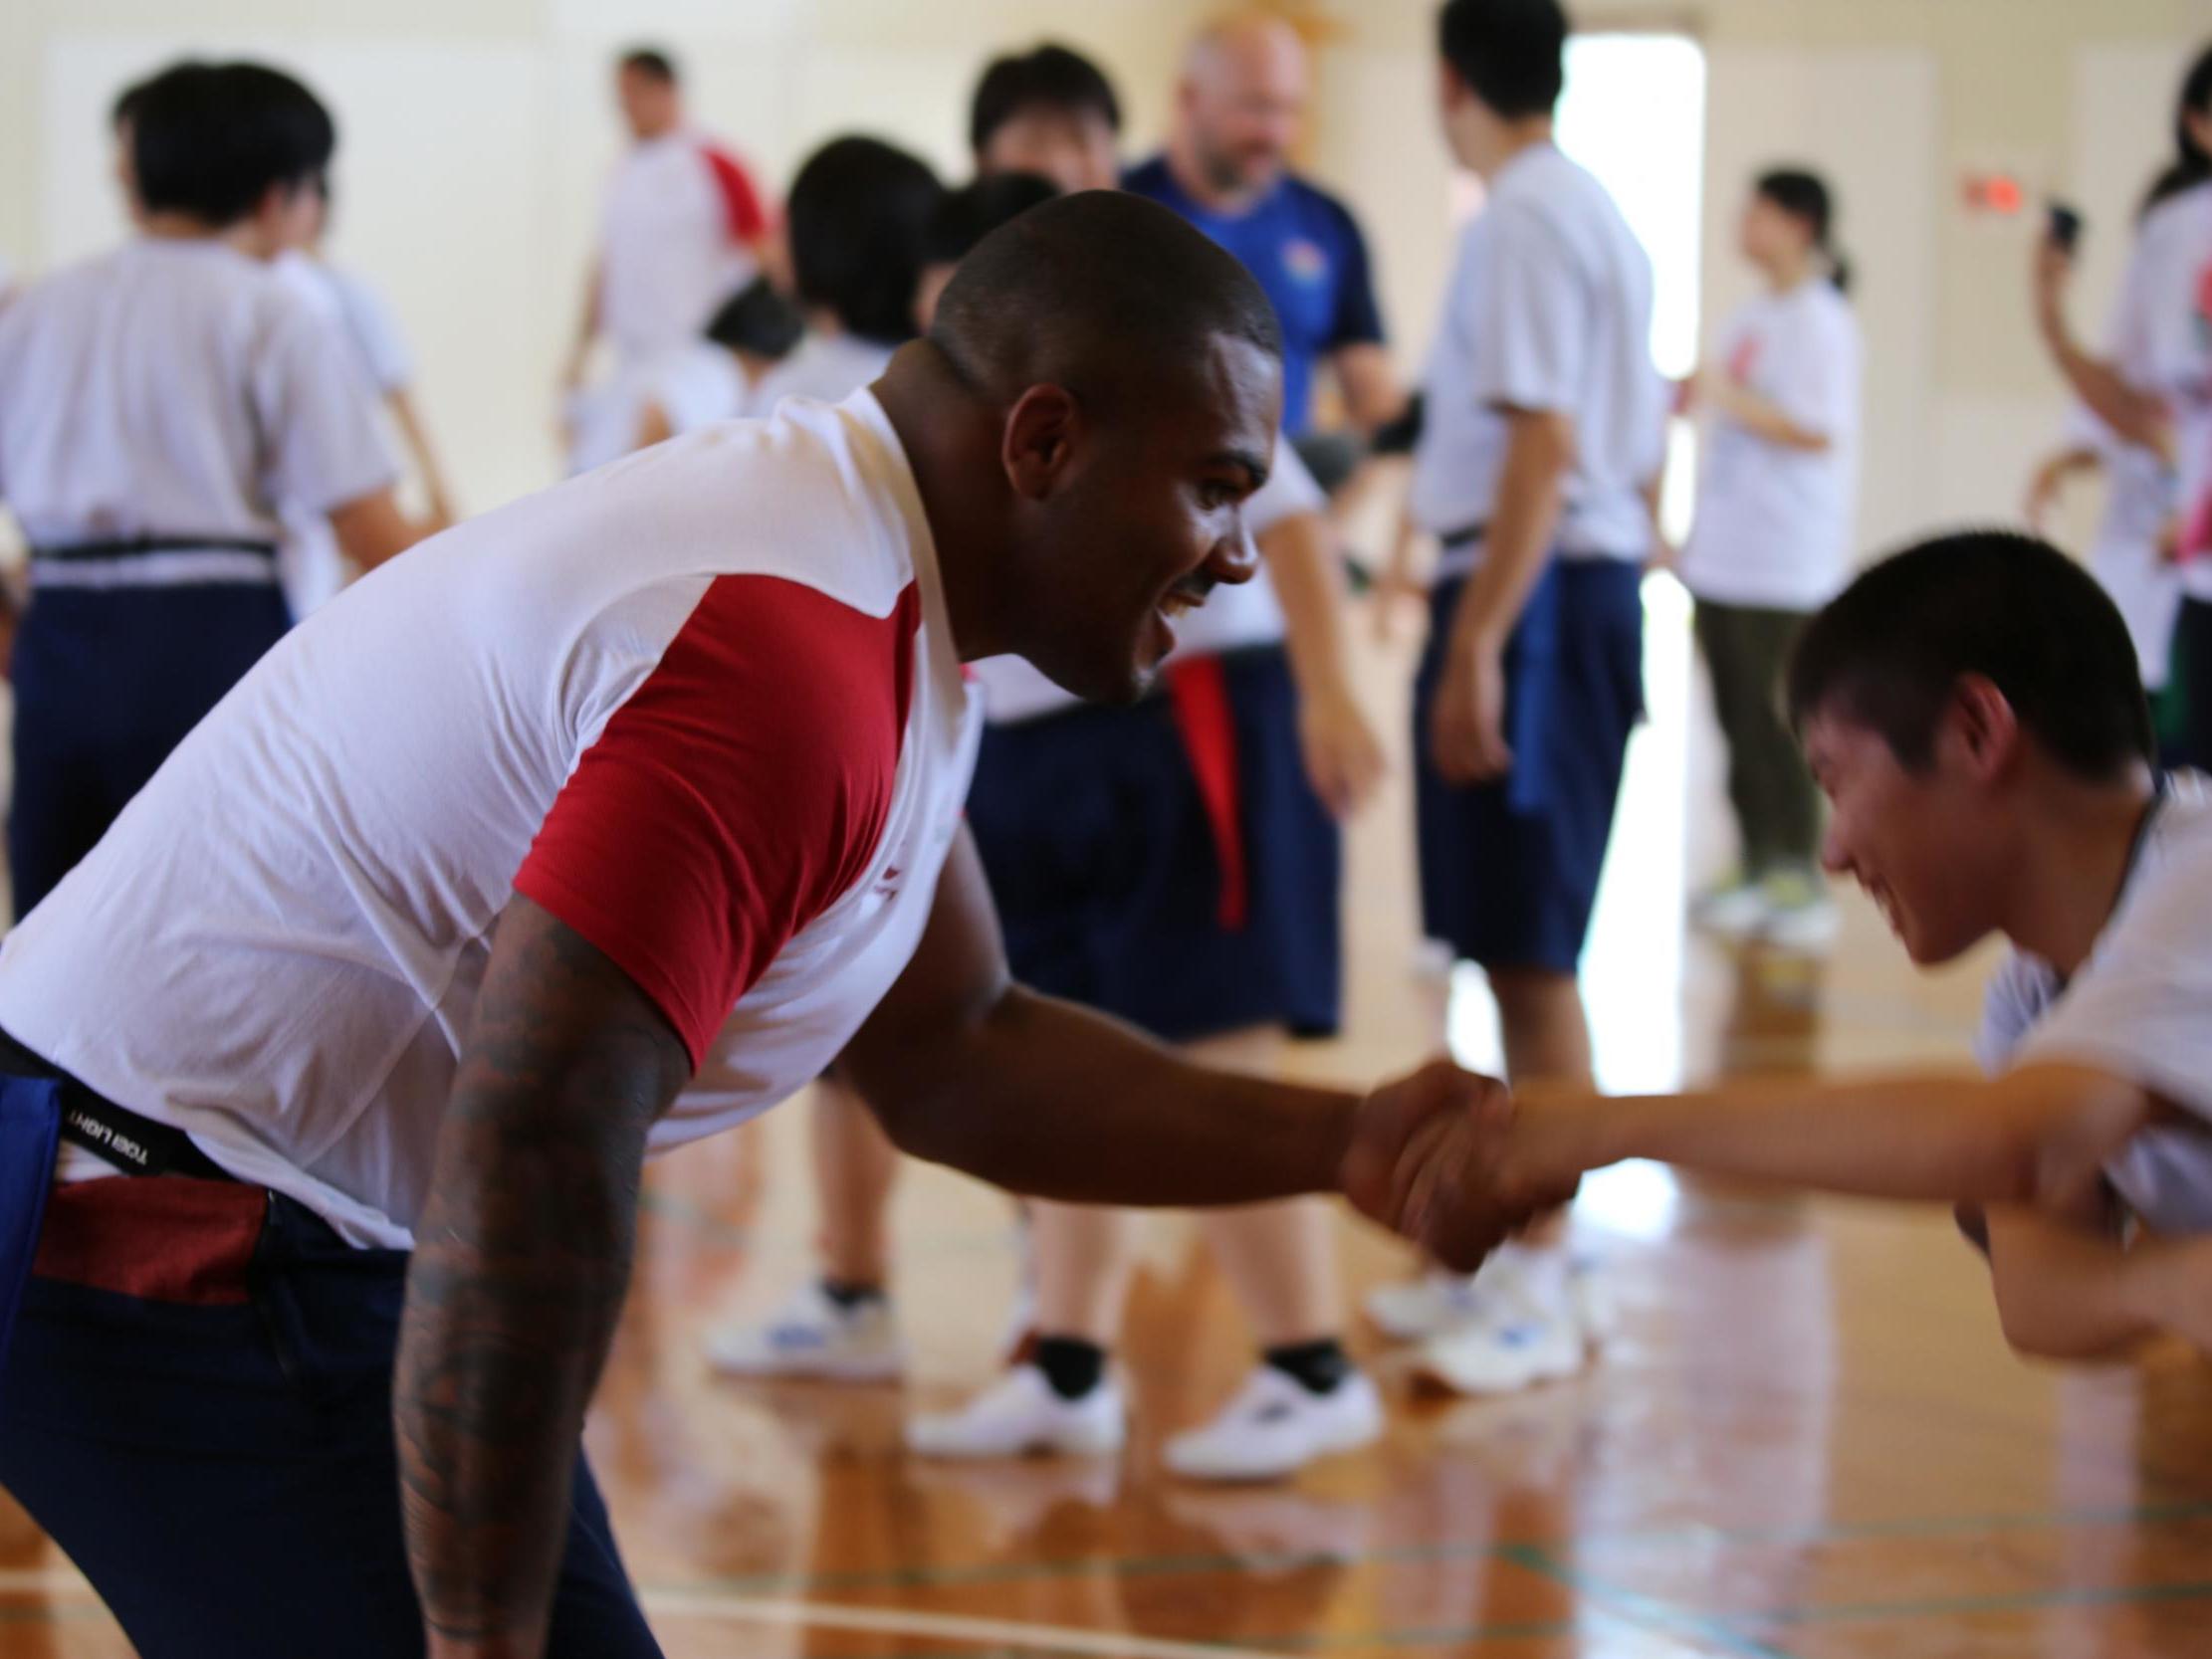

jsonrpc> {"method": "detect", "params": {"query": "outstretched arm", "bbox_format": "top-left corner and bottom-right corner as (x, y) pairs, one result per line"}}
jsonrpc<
(395, 896), (692, 1659)
(1501, 1063), (2160, 1216)
(838, 828), (1572, 1263)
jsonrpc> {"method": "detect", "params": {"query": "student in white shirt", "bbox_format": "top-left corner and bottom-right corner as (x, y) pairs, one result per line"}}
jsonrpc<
(712, 139), (1392, 1481)
(1379, 0), (1667, 1395)
(627, 278), (801, 453)
(1681, 168), (1863, 950)
(746, 137), (943, 417)
(1460, 533), (2212, 1366)
(274, 174), (453, 616)
(2024, 403), (2181, 727)
(561, 48), (770, 394)
(0, 61), (422, 918)
(2036, 43), (2212, 766)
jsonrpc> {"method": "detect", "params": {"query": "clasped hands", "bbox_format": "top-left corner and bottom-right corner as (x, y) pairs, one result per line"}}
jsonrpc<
(1340, 1059), (1592, 1271)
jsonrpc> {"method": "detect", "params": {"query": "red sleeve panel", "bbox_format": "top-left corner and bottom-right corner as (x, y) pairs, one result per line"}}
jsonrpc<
(701, 143), (770, 245)
(515, 575), (921, 1066)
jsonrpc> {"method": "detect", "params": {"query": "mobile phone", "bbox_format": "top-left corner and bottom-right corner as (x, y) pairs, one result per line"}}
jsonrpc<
(2047, 201), (2084, 255)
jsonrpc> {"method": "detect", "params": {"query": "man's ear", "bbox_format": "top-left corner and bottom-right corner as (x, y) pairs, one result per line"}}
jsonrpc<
(1943, 673), (2024, 785)
(1000, 383), (1083, 505)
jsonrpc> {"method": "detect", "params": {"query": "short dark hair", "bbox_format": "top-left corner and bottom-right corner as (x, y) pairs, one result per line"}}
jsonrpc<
(1786, 530), (2154, 779)
(704, 276), (803, 361)
(931, 188), (1283, 412)
(786, 136), (945, 345)
(925, 171), (1060, 267)
(128, 61), (335, 228)
(1438, 0), (1568, 119)
(969, 44), (1122, 155)
(618, 48), (678, 86)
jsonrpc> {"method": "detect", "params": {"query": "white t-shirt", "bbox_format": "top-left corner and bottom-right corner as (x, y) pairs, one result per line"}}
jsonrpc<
(565, 341), (756, 477)
(598, 130), (767, 364)
(973, 438), (1327, 726)
(2109, 181), (2212, 601)
(3, 391), (982, 1250)
(272, 253), (421, 617)
(1680, 281), (1862, 612)
(1410, 143), (1666, 573)
(275, 251), (413, 396)
(2065, 400), (2182, 690)
(0, 240), (395, 568)
(749, 333), (900, 418)
(1975, 771), (2212, 1234)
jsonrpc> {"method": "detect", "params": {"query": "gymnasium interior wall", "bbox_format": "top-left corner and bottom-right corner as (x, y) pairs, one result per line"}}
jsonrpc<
(0, 0), (2206, 557)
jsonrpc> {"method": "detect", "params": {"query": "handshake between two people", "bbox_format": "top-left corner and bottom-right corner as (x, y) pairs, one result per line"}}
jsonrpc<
(1339, 1059), (1594, 1271)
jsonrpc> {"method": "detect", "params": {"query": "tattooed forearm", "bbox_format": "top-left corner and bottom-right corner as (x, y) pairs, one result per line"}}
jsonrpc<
(394, 898), (691, 1657)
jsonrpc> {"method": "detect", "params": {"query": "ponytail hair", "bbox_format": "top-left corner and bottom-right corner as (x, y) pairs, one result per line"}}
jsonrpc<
(2141, 42), (2212, 218)
(1755, 166), (1851, 295)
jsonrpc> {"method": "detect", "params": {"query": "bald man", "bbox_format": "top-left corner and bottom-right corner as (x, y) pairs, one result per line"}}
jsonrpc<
(1125, 14), (1401, 439)
(0, 192), (1567, 1659)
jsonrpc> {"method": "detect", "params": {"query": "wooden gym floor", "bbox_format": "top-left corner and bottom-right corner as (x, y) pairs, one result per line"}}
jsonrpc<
(4, 587), (2208, 1657)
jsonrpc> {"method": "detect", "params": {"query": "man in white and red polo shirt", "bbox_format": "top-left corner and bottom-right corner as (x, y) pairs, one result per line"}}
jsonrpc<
(564, 45), (771, 396)
(0, 191), (1570, 1659)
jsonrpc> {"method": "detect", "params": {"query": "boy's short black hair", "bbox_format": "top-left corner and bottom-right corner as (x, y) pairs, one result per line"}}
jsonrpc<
(1786, 529), (2155, 779)
(704, 276), (803, 361)
(925, 171), (1060, 267)
(1437, 0), (1568, 120)
(969, 44), (1122, 155)
(618, 48), (679, 86)
(129, 61), (335, 228)
(786, 136), (945, 345)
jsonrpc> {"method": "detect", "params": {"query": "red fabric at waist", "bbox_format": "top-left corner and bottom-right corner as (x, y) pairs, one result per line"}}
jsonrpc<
(1166, 655), (1249, 931)
(33, 1176), (266, 1306)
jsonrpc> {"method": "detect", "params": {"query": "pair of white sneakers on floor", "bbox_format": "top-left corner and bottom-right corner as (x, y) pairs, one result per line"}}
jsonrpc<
(1365, 1247), (1610, 1395)
(1692, 870), (1841, 953)
(703, 1284), (1382, 1482)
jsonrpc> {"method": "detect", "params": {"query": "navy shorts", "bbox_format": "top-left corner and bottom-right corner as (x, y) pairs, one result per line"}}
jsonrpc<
(9, 583), (290, 918)
(968, 644), (1341, 1043)
(0, 1175), (662, 1657)
(1413, 560), (1645, 974)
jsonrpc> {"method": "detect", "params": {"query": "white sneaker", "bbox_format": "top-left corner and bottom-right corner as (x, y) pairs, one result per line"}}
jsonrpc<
(1164, 1366), (1384, 1483)
(704, 1281), (905, 1382)
(1413, 1264), (1588, 1395)
(1365, 1270), (1489, 1342)
(1692, 878), (1772, 939)
(906, 1364), (1126, 1460)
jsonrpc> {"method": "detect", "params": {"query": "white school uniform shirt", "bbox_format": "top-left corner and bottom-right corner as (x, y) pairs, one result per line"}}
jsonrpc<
(1410, 142), (1667, 576)
(2109, 181), (2212, 600)
(1976, 771), (2212, 1235)
(563, 339), (755, 477)
(1680, 280), (1862, 612)
(597, 129), (768, 364)
(748, 332), (900, 417)
(973, 437), (1326, 726)
(0, 239), (394, 585)
(273, 251), (421, 616)
(2064, 399), (2181, 691)
(6, 391), (982, 1250)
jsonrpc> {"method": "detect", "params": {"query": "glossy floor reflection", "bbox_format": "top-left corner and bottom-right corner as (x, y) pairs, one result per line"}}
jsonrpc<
(5, 590), (2209, 1657)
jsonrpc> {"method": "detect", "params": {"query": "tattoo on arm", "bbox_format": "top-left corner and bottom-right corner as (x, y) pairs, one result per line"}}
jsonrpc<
(393, 898), (691, 1652)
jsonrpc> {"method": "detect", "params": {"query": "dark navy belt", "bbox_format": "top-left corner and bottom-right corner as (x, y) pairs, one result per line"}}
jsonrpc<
(0, 1029), (230, 1181)
(31, 534), (278, 563)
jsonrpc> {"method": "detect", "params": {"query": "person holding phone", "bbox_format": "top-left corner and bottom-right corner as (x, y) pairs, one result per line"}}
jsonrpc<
(2025, 177), (2202, 764)
(2035, 43), (2212, 766)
